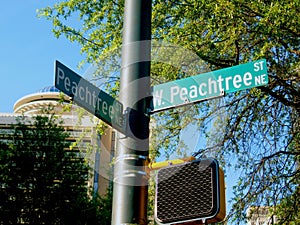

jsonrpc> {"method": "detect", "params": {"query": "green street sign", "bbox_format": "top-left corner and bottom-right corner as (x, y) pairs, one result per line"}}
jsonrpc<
(55, 60), (124, 132)
(152, 59), (268, 112)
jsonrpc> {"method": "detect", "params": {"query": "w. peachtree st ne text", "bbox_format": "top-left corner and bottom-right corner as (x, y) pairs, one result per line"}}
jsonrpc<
(152, 59), (268, 112)
(55, 61), (123, 131)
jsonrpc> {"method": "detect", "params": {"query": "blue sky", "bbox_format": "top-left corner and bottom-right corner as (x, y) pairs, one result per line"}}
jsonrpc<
(0, 0), (87, 113)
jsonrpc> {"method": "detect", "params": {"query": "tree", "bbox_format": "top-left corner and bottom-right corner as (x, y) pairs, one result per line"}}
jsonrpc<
(38, 0), (300, 223)
(0, 113), (99, 224)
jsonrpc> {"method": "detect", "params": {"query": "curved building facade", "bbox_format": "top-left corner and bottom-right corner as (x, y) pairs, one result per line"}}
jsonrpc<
(13, 86), (73, 114)
(1, 86), (115, 196)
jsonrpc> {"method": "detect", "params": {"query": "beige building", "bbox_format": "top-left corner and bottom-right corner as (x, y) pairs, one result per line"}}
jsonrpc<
(247, 206), (277, 225)
(0, 86), (115, 196)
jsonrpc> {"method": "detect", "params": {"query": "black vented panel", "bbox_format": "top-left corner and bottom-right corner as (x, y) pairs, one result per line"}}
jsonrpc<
(155, 159), (219, 224)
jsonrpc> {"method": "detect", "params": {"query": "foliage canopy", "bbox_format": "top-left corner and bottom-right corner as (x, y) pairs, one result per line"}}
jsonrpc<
(0, 113), (104, 224)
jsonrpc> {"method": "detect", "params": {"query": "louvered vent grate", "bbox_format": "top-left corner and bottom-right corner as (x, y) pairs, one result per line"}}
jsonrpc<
(155, 159), (219, 224)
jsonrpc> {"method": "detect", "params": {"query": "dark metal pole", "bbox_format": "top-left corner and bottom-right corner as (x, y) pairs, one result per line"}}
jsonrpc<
(112, 0), (151, 224)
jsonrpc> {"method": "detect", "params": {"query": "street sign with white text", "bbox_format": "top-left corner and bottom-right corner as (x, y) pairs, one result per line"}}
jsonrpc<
(55, 60), (124, 132)
(152, 59), (268, 113)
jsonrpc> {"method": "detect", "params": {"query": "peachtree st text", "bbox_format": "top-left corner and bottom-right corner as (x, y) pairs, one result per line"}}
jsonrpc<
(56, 66), (123, 128)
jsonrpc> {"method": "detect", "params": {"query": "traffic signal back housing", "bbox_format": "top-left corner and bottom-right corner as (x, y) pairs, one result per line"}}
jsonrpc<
(155, 157), (225, 224)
